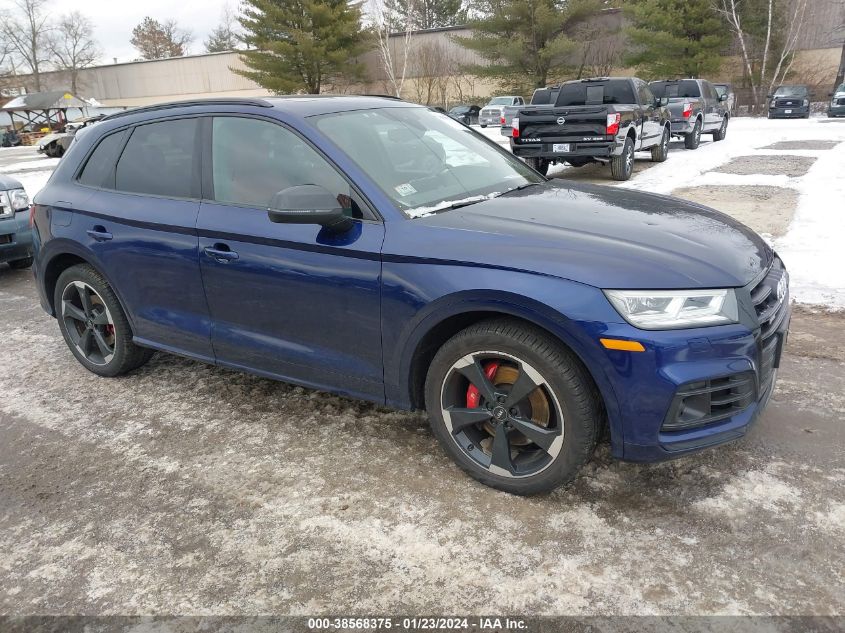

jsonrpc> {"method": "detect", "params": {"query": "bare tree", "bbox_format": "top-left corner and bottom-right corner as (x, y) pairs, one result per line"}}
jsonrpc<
(372, 0), (414, 98)
(49, 12), (100, 94)
(410, 39), (449, 105)
(1, 0), (53, 91)
(131, 17), (192, 60)
(205, 4), (240, 53)
(714, 0), (813, 111)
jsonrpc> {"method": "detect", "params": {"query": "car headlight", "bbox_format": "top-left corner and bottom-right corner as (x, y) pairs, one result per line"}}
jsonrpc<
(771, 99), (777, 107)
(604, 289), (739, 330)
(803, 99), (809, 107)
(9, 188), (29, 211)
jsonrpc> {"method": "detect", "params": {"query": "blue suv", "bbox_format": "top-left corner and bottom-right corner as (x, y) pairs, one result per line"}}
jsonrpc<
(32, 97), (790, 494)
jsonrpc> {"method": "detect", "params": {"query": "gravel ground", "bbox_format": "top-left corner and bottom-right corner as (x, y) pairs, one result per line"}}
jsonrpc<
(712, 155), (817, 177)
(1, 269), (843, 617)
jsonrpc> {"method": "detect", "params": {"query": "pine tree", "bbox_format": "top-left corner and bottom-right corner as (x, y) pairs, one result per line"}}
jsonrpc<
(383, 0), (467, 31)
(237, 0), (372, 94)
(625, 0), (729, 79)
(456, 0), (600, 94)
(205, 5), (240, 53)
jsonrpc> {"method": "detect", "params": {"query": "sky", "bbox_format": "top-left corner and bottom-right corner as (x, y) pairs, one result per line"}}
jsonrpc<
(44, 0), (232, 64)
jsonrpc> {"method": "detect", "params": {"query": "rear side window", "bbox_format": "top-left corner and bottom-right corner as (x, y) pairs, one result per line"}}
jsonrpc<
(115, 119), (198, 198)
(532, 89), (551, 105)
(556, 81), (635, 106)
(78, 130), (128, 188)
(650, 80), (701, 99)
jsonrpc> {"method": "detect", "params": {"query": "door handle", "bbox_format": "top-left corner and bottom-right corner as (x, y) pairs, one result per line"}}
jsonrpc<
(204, 243), (239, 263)
(87, 226), (113, 242)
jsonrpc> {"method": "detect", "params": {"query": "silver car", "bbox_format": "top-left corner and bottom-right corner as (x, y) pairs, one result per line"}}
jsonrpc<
(479, 95), (525, 128)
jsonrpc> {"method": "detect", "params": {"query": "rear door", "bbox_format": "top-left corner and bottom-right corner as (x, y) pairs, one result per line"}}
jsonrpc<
(195, 115), (385, 402)
(634, 79), (661, 146)
(73, 117), (213, 360)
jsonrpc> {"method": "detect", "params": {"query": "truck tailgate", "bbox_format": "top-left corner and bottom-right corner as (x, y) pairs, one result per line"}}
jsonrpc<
(517, 106), (609, 141)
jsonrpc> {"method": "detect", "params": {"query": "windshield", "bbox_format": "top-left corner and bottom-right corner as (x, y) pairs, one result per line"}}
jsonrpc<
(714, 85), (728, 96)
(487, 97), (513, 105)
(450, 106), (470, 114)
(774, 86), (808, 96)
(836, 84), (845, 94)
(313, 107), (542, 218)
(650, 80), (700, 99)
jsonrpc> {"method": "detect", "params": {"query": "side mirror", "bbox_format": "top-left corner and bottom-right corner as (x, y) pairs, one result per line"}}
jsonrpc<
(268, 184), (353, 233)
(829, 92), (834, 97)
(719, 93), (729, 101)
(656, 97), (669, 107)
(766, 94), (773, 99)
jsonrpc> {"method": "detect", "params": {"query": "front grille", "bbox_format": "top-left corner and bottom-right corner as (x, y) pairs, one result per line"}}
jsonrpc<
(775, 99), (801, 107)
(662, 373), (756, 431)
(481, 109), (497, 117)
(837, 98), (845, 106)
(751, 257), (789, 393)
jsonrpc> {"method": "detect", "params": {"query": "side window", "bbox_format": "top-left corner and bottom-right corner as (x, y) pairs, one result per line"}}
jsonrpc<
(115, 119), (198, 198)
(210, 116), (366, 219)
(77, 130), (128, 188)
(637, 81), (655, 106)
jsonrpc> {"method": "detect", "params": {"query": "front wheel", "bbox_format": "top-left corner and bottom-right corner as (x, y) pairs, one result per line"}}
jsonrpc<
(684, 118), (702, 149)
(54, 264), (154, 377)
(713, 116), (729, 141)
(611, 137), (635, 181)
(425, 319), (601, 495)
(651, 127), (670, 162)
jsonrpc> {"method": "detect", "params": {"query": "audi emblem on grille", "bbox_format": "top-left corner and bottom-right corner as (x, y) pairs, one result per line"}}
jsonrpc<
(556, 116), (566, 125)
(776, 274), (787, 303)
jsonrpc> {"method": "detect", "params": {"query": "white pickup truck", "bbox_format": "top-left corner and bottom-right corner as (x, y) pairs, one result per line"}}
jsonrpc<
(478, 95), (525, 127)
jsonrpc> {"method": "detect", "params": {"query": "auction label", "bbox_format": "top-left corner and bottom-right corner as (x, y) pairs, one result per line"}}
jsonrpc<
(307, 617), (528, 631)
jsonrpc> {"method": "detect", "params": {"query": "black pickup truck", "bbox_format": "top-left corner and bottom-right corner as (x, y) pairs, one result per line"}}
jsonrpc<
(508, 77), (671, 180)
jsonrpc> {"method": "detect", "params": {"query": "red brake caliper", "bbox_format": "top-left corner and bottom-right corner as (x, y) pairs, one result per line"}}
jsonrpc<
(466, 361), (500, 408)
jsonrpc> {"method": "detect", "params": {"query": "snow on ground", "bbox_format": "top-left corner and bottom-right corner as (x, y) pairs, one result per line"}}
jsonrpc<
(477, 118), (845, 309)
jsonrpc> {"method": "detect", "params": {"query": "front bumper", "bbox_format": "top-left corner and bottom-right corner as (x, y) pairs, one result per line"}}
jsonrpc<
(478, 114), (500, 126)
(769, 105), (809, 118)
(828, 104), (845, 117)
(587, 261), (791, 462)
(0, 210), (33, 263)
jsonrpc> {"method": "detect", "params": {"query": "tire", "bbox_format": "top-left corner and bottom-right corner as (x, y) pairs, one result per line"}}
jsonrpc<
(424, 318), (601, 495)
(54, 264), (154, 377)
(480, 124), (487, 128)
(803, 112), (810, 119)
(611, 136), (635, 181)
(684, 118), (702, 149)
(650, 126), (670, 162)
(526, 157), (550, 176)
(8, 256), (33, 269)
(713, 116), (729, 141)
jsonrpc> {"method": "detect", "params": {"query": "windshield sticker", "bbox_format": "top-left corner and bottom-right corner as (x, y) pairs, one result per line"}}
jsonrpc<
(395, 183), (417, 197)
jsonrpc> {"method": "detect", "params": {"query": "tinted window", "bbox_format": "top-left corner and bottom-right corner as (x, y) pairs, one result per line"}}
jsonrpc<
(78, 130), (127, 188)
(650, 80), (701, 99)
(532, 89), (551, 104)
(556, 81), (635, 106)
(115, 119), (198, 198)
(211, 117), (364, 218)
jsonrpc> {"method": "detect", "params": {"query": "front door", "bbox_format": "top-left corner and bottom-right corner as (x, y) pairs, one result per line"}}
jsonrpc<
(196, 115), (385, 402)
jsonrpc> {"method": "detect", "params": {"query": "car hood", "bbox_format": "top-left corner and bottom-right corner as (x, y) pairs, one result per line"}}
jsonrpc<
(409, 181), (772, 289)
(37, 132), (65, 147)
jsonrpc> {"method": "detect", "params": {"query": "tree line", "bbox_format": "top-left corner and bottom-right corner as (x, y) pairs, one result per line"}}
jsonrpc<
(2, 0), (841, 111)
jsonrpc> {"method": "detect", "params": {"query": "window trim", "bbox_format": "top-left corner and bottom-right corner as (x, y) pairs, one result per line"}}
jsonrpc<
(74, 114), (204, 203)
(201, 112), (382, 223)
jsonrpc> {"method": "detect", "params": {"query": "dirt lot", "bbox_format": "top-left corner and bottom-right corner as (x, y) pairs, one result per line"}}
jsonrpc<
(712, 155), (817, 177)
(1, 124), (844, 619)
(1, 267), (843, 617)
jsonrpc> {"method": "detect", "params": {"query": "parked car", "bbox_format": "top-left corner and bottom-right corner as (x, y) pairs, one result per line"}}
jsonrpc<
(509, 77), (672, 180)
(37, 115), (104, 158)
(828, 83), (845, 118)
(500, 86), (560, 136)
(32, 96), (790, 495)
(713, 83), (736, 114)
(768, 85), (811, 119)
(1, 128), (22, 147)
(479, 96), (524, 127)
(649, 79), (730, 149)
(0, 175), (32, 269)
(448, 104), (480, 126)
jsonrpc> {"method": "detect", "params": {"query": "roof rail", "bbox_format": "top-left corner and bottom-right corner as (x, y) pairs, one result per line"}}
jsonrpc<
(101, 98), (273, 121)
(359, 94), (403, 100)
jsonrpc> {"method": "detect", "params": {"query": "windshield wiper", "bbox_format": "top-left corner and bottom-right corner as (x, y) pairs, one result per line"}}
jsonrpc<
(497, 182), (542, 197)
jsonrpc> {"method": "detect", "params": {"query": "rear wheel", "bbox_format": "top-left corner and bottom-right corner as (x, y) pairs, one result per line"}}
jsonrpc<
(611, 137), (635, 181)
(713, 116), (729, 141)
(54, 264), (154, 377)
(526, 157), (550, 176)
(8, 256), (33, 269)
(684, 118), (702, 149)
(425, 319), (601, 495)
(650, 126), (670, 162)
